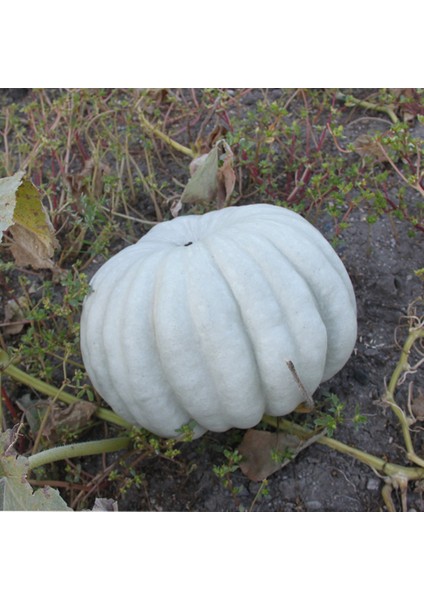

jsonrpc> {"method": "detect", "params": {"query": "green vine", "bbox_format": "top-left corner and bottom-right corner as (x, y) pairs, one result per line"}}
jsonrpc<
(27, 436), (131, 470)
(0, 349), (133, 430)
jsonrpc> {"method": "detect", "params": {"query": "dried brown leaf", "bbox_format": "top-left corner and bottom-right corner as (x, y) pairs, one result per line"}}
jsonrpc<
(66, 157), (111, 198)
(170, 197), (183, 218)
(238, 428), (325, 482)
(9, 223), (57, 269)
(43, 400), (97, 441)
(353, 134), (387, 163)
(18, 398), (97, 441)
(196, 123), (229, 155)
(389, 88), (423, 122)
(217, 151), (236, 209)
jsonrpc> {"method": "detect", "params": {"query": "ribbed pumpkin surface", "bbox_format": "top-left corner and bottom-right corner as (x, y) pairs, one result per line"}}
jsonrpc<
(80, 204), (357, 438)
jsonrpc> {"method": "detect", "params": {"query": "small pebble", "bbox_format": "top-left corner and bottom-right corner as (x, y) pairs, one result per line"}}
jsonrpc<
(367, 478), (380, 491)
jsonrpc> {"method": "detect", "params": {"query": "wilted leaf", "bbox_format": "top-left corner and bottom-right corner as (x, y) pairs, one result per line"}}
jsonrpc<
(195, 122), (229, 155)
(16, 395), (48, 435)
(238, 428), (324, 482)
(217, 151), (236, 208)
(0, 170), (25, 242)
(181, 140), (235, 208)
(182, 147), (220, 205)
(353, 134), (387, 163)
(43, 400), (97, 441)
(389, 88), (423, 122)
(8, 179), (59, 270)
(17, 397), (97, 442)
(170, 197), (183, 218)
(66, 157), (111, 199)
(189, 153), (209, 176)
(0, 427), (71, 511)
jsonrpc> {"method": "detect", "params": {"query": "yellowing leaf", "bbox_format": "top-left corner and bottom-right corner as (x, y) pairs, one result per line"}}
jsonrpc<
(0, 170), (25, 242)
(0, 172), (59, 269)
(9, 178), (59, 270)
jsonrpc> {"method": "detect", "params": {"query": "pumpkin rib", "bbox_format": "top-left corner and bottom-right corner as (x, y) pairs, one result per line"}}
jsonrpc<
(150, 245), (225, 433)
(100, 252), (153, 425)
(203, 230), (326, 415)
(182, 240), (266, 429)
(123, 249), (198, 435)
(82, 271), (135, 425)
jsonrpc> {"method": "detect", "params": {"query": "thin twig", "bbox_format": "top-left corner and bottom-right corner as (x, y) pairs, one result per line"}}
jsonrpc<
(286, 360), (314, 409)
(137, 110), (194, 158)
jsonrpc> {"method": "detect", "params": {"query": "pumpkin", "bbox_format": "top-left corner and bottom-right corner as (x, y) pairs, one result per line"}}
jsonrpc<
(80, 204), (357, 439)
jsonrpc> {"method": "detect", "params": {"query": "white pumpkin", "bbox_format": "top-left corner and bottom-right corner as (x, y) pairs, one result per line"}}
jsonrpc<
(80, 204), (357, 439)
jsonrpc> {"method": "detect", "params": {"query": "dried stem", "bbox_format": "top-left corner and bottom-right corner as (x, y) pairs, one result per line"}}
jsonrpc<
(137, 110), (194, 158)
(383, 322), (424, 467)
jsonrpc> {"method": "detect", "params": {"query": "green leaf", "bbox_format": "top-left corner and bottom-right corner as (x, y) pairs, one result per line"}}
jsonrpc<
(0, 428), (72, 511)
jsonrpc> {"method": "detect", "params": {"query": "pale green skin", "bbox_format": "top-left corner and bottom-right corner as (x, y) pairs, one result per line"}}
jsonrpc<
(80, 204), (357, 439)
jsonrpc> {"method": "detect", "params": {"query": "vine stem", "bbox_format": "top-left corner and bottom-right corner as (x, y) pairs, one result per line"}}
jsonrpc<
(376, 142), (424, 199)
(0, 349), (133, 430)
(27, 437), (131, 470)
(383, 326), (424, 467)
(335, 91), (399, 124)
(261, 415), (424, 481)
(137, 110), (195, 158)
